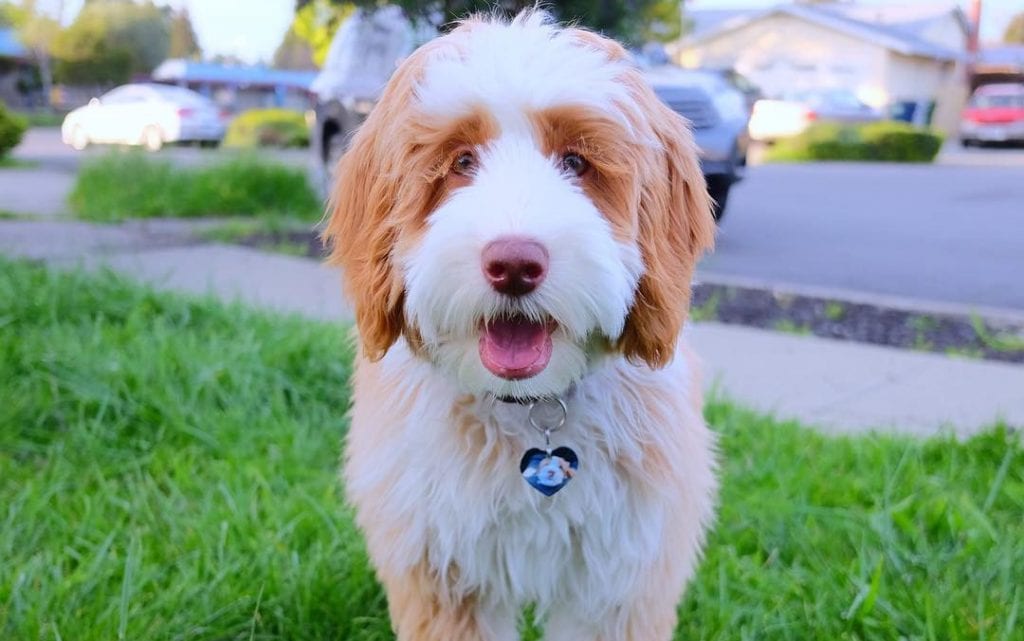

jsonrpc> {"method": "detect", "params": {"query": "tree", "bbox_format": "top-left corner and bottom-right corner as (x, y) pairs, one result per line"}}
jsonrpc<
(1005, 12), (1024, 44)
(167, 6), (201, 59)
(7, 0), (62, 108)
(52, 0), (170, 85)
(296, 0), (683, 48)
(290, 0), (354, 67)
(273, 25), (316, 70)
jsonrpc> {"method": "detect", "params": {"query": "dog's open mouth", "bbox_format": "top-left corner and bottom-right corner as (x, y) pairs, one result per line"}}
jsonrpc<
(479, 315), (555, 380)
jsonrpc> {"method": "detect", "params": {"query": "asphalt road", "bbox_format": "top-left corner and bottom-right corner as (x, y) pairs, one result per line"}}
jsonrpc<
(701, 146), (1024, 313)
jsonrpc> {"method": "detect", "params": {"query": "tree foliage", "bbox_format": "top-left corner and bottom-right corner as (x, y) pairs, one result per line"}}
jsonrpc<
(287, 0), (355, 67)
(273, 25), (317, 70)
(295, 0), (682, 46)
(52, 0), (170, 85)
(1004, 12), (1024, 44)
(168, 7), (201, 59)
(5, 1), (61, 105)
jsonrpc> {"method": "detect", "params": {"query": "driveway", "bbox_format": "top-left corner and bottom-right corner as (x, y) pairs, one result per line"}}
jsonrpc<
(701, 148), (1024, 313)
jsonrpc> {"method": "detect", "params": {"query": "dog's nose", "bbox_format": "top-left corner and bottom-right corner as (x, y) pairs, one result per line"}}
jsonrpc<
(481, 237), (548, 296)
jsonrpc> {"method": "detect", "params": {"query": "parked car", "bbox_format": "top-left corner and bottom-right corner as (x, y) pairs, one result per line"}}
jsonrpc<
(749, 88), (882, 142)
(312, 20), (750, 222)
(959, 83), (1024, 147)
(61, 83), (226, 152)
(645, 66), (751, 221)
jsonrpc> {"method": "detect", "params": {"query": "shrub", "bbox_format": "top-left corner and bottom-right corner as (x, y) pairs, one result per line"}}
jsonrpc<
(223, 108), (310, 148)
(0, 102), (28, 159)
(69, 151), (322, 221)
(765, 121), (944, 163)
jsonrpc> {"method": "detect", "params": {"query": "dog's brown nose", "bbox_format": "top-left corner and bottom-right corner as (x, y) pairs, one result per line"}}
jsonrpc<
(482, 237), (548, 296)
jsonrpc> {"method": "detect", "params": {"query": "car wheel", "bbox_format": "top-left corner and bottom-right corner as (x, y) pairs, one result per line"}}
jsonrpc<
(142, 126), (164, 152)
(70, 126), (90, 151)
(707, 177), (731, 223)
(960, 137), (975, 148)
(199, 140), (220, 149)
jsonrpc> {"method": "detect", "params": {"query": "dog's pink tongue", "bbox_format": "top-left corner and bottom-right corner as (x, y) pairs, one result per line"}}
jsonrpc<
(479, 318), (553, 380)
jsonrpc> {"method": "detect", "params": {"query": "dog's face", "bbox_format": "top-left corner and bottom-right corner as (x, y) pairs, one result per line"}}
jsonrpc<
(326, 13), (714, 400)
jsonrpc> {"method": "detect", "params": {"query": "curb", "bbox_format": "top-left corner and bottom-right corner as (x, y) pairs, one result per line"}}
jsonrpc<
(696, 271), (1024, 327)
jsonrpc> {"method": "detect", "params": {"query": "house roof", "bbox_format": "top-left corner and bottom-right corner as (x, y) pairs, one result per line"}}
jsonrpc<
(0, 27), (28, 60)
(973, 45), (1024, 73)
(151, 59), (317, 91)
(682, 3), (963, 62)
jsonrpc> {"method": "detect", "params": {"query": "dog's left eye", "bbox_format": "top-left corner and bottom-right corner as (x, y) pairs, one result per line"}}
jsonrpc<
(560, 152), (590, 177)
(452, 151), (477, 176)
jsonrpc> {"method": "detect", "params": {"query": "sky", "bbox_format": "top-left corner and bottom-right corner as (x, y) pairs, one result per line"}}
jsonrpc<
(25, 0), (1024, 63)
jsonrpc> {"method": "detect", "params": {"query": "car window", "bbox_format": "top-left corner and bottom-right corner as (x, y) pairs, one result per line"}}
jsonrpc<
(971, 93), (1024, 108)
(147, 84), (211, 107)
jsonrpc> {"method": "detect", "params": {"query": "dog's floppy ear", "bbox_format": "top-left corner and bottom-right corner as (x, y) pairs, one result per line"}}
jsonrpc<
(619, 77), (716, 368)
(323, 53), (427, 361)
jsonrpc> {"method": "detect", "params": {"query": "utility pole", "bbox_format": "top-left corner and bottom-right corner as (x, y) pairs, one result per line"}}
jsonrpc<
(967, 0), (982, 55)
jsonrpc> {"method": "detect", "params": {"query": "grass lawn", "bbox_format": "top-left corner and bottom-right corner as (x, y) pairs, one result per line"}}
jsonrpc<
(1, 260), (1021, 641)
(68, 152), (322, 222)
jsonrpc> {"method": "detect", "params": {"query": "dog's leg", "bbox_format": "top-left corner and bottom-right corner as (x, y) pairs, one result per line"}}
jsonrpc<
(383, 564), (518, 641)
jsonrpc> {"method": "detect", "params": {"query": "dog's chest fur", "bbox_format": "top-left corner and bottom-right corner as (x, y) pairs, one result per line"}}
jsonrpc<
(344, 342), (715, 615)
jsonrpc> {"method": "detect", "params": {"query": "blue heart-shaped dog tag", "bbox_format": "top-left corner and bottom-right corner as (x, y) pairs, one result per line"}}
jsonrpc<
(520, 447), (578, 496)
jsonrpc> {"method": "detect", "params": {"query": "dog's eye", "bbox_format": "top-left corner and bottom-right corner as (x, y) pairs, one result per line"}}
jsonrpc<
(452, 151), (477, 176)
(560, 152), (589, 177)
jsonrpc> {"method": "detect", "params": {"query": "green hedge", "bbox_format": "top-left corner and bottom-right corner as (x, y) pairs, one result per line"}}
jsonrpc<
(69, 151), (322, 221)
(0, 103), (28, 159)
(765, 121), (944, 163)
(224, 108), (310, 149)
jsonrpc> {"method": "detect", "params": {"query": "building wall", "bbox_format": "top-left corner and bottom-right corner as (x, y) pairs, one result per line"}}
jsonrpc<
(915, 14), (968, 52)
(676, 14), (890, 106)
(885, 53), (964, 132)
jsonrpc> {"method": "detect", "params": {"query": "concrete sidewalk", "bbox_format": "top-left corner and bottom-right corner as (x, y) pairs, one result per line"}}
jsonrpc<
(2, 219), (1021, 437)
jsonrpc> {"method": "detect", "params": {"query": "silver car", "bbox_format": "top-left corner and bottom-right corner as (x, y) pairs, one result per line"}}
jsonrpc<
(61, 83), (226, 152)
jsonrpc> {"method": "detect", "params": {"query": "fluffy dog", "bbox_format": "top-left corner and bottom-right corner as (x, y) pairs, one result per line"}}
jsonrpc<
(325, 11), (717, 641)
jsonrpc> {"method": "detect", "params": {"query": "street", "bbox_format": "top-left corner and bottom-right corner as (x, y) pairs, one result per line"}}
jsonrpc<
(701, 147), (1024, 312)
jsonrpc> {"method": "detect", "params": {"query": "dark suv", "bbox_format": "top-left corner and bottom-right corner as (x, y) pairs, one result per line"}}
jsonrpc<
(646, 66), (751, 221)
(313, 37), (750, 220)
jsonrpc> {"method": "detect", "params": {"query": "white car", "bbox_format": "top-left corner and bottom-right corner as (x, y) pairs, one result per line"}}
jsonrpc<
(749, 89), (883, 142)
(61, 83), (226, 152)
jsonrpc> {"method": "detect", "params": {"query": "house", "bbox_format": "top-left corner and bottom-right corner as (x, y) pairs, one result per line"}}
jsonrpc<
(670, 3), (969, 130)
(151, 59), (318, 113)
(0, 27), (38, 109)
(971, 45), (1024, 90)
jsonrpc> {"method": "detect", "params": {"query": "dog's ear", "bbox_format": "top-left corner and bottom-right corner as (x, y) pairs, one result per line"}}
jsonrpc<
(618, 76), (716, 369)
(322, 52), (428, 361)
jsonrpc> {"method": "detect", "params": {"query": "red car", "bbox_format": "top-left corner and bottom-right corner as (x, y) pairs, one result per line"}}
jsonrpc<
(960, 83), (1024, 147)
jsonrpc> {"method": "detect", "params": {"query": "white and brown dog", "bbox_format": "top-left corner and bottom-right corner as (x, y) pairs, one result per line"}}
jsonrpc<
(325, 11), (717, 641)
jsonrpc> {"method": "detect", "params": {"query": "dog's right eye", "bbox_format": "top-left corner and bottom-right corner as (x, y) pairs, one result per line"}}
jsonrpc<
(452, 151), (477, 176)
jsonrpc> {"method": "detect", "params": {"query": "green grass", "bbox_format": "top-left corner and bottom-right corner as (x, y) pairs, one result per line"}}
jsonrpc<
(972, 315), (1024, 355)
(68, 151), (323, 222)
(2, 259), (1022, 640)
(0, 156), (37, 169)
(774, 319), (813, 336)
(13, 110), (67, 128)
(824, 301), (846, 322)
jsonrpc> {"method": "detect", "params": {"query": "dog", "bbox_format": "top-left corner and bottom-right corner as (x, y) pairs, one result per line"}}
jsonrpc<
(324, 11), (717, 641)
